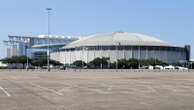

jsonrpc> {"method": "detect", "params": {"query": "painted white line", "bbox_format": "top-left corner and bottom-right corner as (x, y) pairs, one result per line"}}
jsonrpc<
(57, 88), (70, 93)
(0, 86), (11, 97)
(30, 83), (63, 96)
(88, 88), (110, 94)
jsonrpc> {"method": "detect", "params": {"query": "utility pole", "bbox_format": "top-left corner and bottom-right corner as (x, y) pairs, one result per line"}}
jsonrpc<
(46, 8), (52, 72)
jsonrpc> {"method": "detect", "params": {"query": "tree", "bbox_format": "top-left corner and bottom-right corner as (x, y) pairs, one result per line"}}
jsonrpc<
(32, 56), (63, 68)
(128, 58), (139, 69)
(114, 58), (139, 69)
(117, 59), (130, 69)
(109, 62), (116, 69)
(1, 56), (28, 64)
(1, 56), (30, 69)
(139, 58), (168, 66)
(1, 58), (13, 64)
(88, 57), (110, 69)
(189, 61), (194, 69)
(50, 60), (63, 66)
(174, 62), (183, 67)
(13, 56), (28, 64)
(31, 57), (47, 67)
(139, 59), (149, 66)
(72, 60), (86, 68)
(101, 57), (110, 68)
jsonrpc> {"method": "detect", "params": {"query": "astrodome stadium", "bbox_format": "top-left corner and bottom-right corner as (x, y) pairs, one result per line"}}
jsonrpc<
(51, 32), (190, 64)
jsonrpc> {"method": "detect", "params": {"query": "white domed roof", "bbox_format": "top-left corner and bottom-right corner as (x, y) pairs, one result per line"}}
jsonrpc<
(63, 32), (170, 48)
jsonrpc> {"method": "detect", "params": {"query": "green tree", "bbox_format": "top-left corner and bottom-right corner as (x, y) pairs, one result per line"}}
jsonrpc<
(1, 56), (30, 69)
(88, 57), (110, 69)
(72, 60), (86, 68)
(139, 59), (149, 66)
(117, 59), (130, 69)
(191, 62), (194, 69)
(32, 57), (63, 68)
(31, 57), (47, 67)
(139, 58), (168, 66)
(1, 58), (13, 64)
(50, 60), (63, 66)
(128, 58), (139, 69)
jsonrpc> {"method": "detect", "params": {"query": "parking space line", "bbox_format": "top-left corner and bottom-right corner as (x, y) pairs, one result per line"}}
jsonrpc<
(0, 86), (11, 97)
(30, 83), (63, 96)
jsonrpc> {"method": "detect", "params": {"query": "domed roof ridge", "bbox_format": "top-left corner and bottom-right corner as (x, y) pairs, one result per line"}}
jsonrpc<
(62, 32), (171, 49)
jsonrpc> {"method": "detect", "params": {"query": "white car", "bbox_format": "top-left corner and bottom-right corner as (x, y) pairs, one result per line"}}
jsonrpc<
(154, 65), (164, 70)
(175, 66), (188, 70)
(164, 65), (175, 70)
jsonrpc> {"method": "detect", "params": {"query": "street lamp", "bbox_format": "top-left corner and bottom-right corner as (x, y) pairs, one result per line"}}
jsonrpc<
(46, 8), (52, 72)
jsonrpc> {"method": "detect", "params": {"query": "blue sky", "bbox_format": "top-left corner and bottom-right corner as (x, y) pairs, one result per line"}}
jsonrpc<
(0, 0), (194, 59)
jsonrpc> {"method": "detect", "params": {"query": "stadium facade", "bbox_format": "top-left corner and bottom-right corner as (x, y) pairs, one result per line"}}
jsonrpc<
(51, 32), (190, 64)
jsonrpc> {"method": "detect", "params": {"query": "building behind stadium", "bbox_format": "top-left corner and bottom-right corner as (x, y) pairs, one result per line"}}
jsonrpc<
(3, 35), (77, 58)
(51, 32), (191, 65)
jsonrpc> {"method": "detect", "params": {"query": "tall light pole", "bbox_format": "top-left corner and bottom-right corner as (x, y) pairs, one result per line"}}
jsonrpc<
(26, 46), (29, 71)
(116, 42), (120, 70)
(46, 8), (52, 72)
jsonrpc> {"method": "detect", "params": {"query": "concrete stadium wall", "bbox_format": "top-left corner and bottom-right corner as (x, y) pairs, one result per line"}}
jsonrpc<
(51, 48), (186, 64)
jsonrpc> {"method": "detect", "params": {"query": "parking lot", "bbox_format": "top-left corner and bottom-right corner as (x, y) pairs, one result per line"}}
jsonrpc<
(0, 70), (194, 110)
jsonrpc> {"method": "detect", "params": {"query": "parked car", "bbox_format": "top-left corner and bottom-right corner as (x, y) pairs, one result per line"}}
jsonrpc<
(164, 65), (175, 70)
(154, 65), (164, 70)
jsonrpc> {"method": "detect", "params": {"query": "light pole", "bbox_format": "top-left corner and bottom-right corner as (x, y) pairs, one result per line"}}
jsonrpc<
(82, 46), (84, 69)
(116, 42), (120, 70)
(26, 46), (29, 71)
(46, 8), (52, 72)
(116, 44), (118, 70)
(101, 45), (103, 69)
